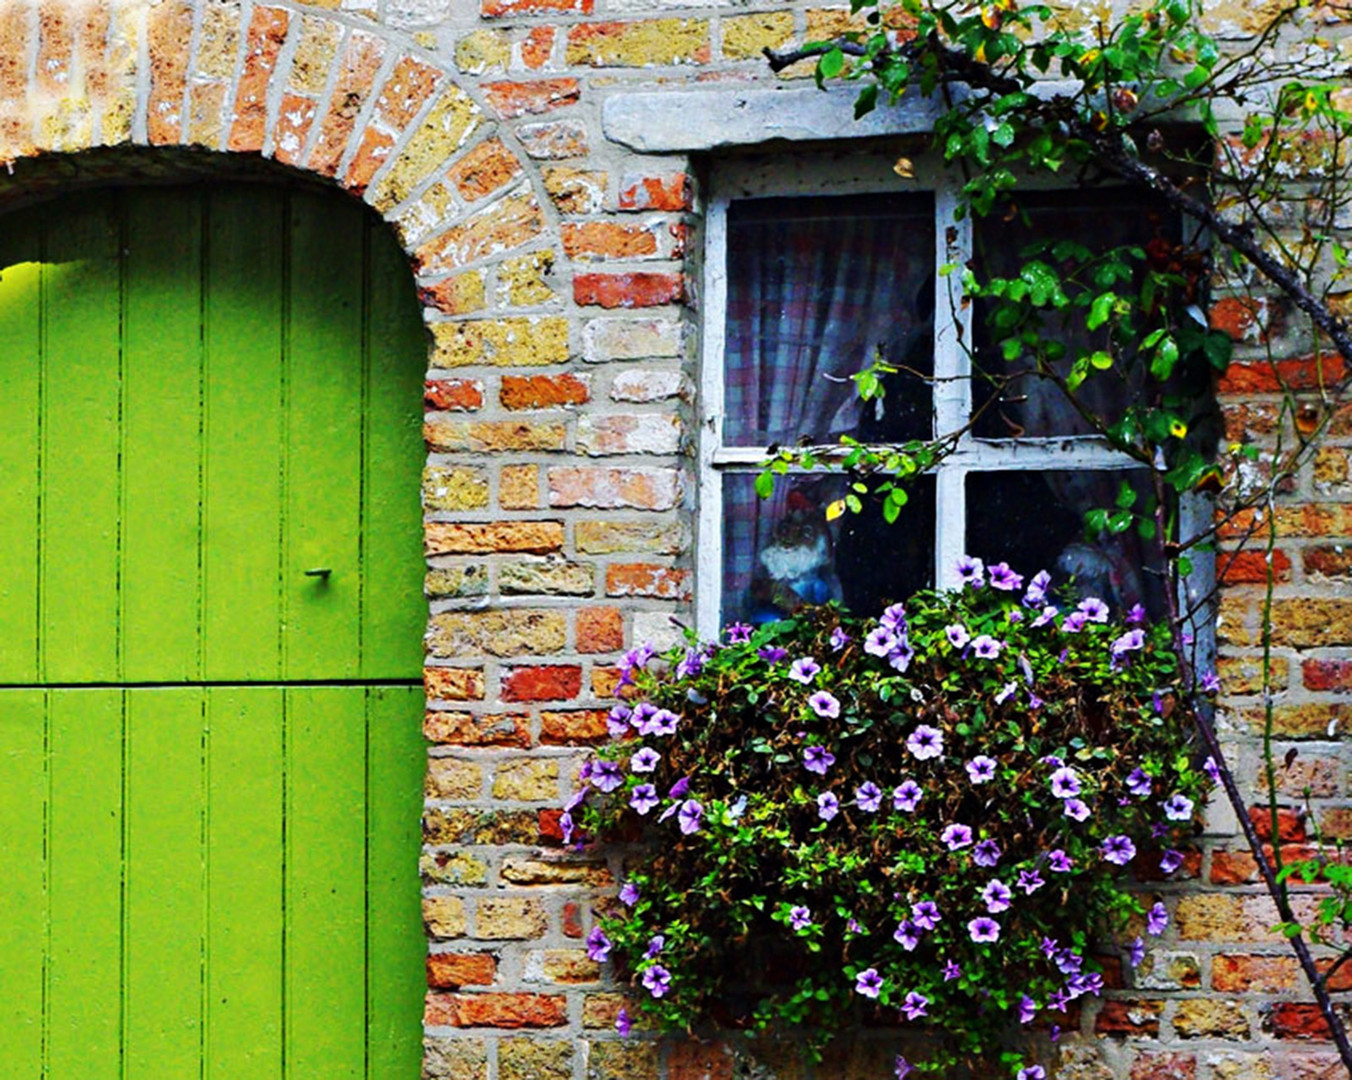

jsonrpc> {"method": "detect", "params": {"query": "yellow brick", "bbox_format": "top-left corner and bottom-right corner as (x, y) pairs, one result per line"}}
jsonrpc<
(565, 19), (709, 67)
(427, 610), (568, 658)
(424, 420), (567, 453)
(373, 88), (483, 210)
(289, 15), (341, 94)
(431, 317), (570, 368)
(500, 464), (539, 509)
(423, 895), (468, 939)
(499, 250), (557, 307)
(476, 898), (547, 939)
(491, 759), (560, 801)
(721, 12), (794, 59)
(424, 521), (565, 556)
(426, 757), (484, 799)
(455, 28), (509, 74)
(423, 465), (489, 511)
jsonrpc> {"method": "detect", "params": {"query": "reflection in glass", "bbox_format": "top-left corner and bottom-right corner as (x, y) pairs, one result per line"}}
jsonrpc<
(966, 470), (1167, 619)
(724, 194), (936, 448)
(721, 472), (936, 627)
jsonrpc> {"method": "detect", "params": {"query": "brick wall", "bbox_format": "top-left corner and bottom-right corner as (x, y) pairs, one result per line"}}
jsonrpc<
(0, 0), (1349, 1076)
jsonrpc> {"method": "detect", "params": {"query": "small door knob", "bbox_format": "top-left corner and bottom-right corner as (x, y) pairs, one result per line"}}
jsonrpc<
(304, 567), (332, 579)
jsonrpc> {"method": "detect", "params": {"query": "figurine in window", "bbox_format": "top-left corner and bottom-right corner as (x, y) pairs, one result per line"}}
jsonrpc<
(747, 488), (844, 624)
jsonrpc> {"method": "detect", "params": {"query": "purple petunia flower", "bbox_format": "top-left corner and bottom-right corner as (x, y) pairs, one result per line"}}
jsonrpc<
(856, 781), (883, 813)
(789, 905), (812, 931)
(607, 705), (633, 738)
(830, 627), (850, 651)
(1162, 793), (1195, 821)
(789, 657), (821, 684)
(995, 681), (1018, 705)
(968, 917), (1001, 943)
(1200, 670), (1221, 694)
(894, 921), (921, 951)
(1068, 972), (1104, 999)
(1040, 937), (1059, 959)
(1126, 603), (1147, 624)
(559, 811), (575, 844)
(945, 624), (971, 649)
(619, 882), (640, 907)
(646, 934), (665, 958)
(639, 708), (678, 737)
(591, 760), (624, 793)
(971, 635), (1003, 659)
(893, 780), (922, 812)
(1063, 798), (1091, 822)
(808, 691), (841, 719)
(1126, 767), (1153, 797)
(973, 839), (1002, 868)
(895, 1055), (913, 1080)
(726, 622), (752, 643)
(888, 638), (915, 673)
(1024, 570), (1052, 607)
(988, 562), (1024, 591)
(1147, 902), (1169, 936)
(631, 747), (660, 773)
(1126, 936), (1146, 967)
(1101, 835), (1137, 866)
(630, 784), (659, 814)
(880, 603), (907, 633)
(955, 555), (985, 587)
(941, 823), (973, 850)
(1048, 849), (1073, 873)
(1019, 995), (1038, 1024)
(615, 1007), (631, 1037)
(981, 879), (1012, 913)
(865, 628), (898, 657)
(668, 776), (690, 799)
(1031, 605), (1060, 628)
(911, 901), (940, 930)
(907, 725), (944, 761)
(1018, 1067), (1047, 1080)
(677, 799), (703, 834)
(1050, 766), (1081, 799)
(942, 959), (961, 981)
(803, 745), (836, 775)
(901, 991), (929, 1020)
(966, 756), (997, 784)
(847, 918), (863, 935)
(586, 926), (612, 962)
(1056, 948), (1083, 975)
(1160, 849), (1185, 875)
(1019, 869), (1045, 894)
(642, 965), (672, 997)
(854, 968), (884, 998)
(1111, 629), (1146, 659)
(1077, 597), (1110, 623)
(1204, 755), (1221, 783)
(817, 792), (840, 821)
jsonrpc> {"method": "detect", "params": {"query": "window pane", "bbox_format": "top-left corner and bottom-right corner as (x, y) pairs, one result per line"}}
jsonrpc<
(724, 194), (936, 448)
(721, 472), (936, 627)
(965, 470), (1167, 619)
(971, 190), (1181, 439)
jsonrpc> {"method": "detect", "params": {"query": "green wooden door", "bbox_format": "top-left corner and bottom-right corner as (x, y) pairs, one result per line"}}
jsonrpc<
(0, 186), (427, 1079)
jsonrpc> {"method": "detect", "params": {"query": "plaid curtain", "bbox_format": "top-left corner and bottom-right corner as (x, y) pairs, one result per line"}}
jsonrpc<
(720, 195), (933, 624)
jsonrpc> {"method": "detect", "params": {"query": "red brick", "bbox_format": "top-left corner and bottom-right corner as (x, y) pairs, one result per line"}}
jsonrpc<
(484, 78), (579, 118)
(1303, 658), (1352, 692)
(426, 992), (567, 1028)
(540, 709), (610, 745)
(447, 138), (522, 201)
(427, 952), (498, 989)
(373, 55), (441, 128)
(1210, 296), (1278, 342)
(606, 563), (691, 600)
(426, 378), (485, 412)
(619, 173), (693, 211)
(501, 374), (590, 410)
(343, 125), (396, 194)
(574, 272), (685, 309)
(1249, 805), (1306, 842)
(522, 26), (555, 68)
(502, 665), (582, 702)
(1219, 355), (1346, 394)
(482, 0), (590, 14)
(1095, 999), (1163, 1037)
(309, 32), (386, 177)
(36, 3), (72, 96)
(272, 92), (318, 167)
(1219, 548), (1292, 585)
(1269, 1003), (1334, 1039)
(146, 0), (193, 145)
(1130, 1052), (1195, 1080)
(228, 6), (289, 153)
(562, 222), (660, 260)
(0, 7), (31, 102)
(667, 1041), (734, 1080)
(562, 901), (583, 938)
(539, 808), (566, 842)
(1213, 953), (1299, 993)
(1133, 846), (1201, 882)
(424, 711), (531, 747)
(577, 607), (624, 653)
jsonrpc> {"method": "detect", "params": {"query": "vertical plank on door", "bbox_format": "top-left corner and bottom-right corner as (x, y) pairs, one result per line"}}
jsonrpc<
(46, 689), (122, 1079)
(122, 191), (206, 682)
(361, 217), (426, 681)
(205, 687), (284, 1080)
(201, 186), (286, 682)
(0, 221), (42, 684)
(365, 685), (427, 1075)
(283, 191), (364, 681)
(0, 691), (46, 1074)
(41, 203), (123, 682)
(285, 686), (368, 1078)
(125, 687), (204, 1076)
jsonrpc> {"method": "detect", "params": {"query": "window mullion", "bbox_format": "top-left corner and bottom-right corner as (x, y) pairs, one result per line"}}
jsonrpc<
(932, 182), (971, 445)
(934, 465), (967, 591)
(696, 191), (731, 639)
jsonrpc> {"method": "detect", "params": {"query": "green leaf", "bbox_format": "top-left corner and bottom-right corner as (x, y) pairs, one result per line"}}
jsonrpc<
(1089, 350), (1113, 370)
(854, 83), (879, 119)
(1115, 480), (1137, 510)
(991, 121), (1015, 147)
(1087, 292), (1116, 331)
(754, 471), (775, 499)
(1150, 336), (1180, 381)
(818, 46), (846, 80)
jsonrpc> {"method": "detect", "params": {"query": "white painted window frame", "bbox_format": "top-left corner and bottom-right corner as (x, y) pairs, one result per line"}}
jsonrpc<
(695, 150), (1207, 640)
